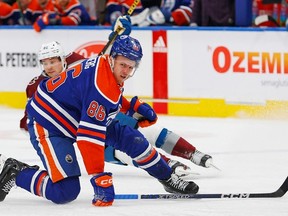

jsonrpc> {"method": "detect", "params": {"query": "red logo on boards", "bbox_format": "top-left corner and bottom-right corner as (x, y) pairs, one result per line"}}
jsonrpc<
(74, 41), (107, 58)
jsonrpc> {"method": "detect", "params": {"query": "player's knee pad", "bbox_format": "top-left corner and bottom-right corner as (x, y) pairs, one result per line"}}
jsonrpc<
(46, 176), (80, 204)
(104, 145), (126, 165)
(138, 125), (168, 148)
(106, 121), (150, 158)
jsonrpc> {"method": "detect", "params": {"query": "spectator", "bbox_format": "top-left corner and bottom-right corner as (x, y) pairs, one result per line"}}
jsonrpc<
(191, 0), (235, 26)
(253, 0), (287, 27)
(95, 0), (107, 25)
(25, 0), (55, 24)
(0, 1), (13, 25)
(33, 0), (94, 32)
(105, 0), (143, 25)
(9, 0), (35, 25)
(79, 0), (97, 20)
(1, 0), (16, 5)
(106, 0), (193, 26)
(2, 0), (55, 25)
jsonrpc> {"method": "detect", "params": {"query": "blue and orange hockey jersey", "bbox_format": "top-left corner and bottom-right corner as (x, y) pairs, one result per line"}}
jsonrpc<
(54, 0), (92, 25)
(105, 0), (143, 24)
(0, 2), (13, 25)
(26, 55), (123, 174)
(25, 0), (56, 24)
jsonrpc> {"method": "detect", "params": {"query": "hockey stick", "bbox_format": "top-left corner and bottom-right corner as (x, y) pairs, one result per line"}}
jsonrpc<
(115, 176), (288, 200)
(99, 0), (140, 55)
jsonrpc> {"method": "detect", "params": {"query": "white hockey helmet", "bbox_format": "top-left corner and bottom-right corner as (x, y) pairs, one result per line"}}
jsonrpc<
(38, 41), (67, 70)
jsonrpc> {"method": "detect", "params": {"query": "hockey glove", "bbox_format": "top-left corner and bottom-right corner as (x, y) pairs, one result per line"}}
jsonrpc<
(110, 15), (131, 38)
(171, 6), (192, 26)
(146, 6), (171, 25)
(33, 13), (61, 32)
(127, 96), (158, 127)
(254, 15), (280, 27)
(90, 172), (115, 207)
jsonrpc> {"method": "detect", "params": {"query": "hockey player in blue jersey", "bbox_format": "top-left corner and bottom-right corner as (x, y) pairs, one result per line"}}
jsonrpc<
(0, 35), (199, 207)
(24, 15), (215, 173)
(18, 40), (200, 177)
(33, 0), (94, 32)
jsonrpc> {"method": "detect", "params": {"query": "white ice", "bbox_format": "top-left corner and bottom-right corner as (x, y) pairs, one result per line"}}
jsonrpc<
(0, 107), (287, 216)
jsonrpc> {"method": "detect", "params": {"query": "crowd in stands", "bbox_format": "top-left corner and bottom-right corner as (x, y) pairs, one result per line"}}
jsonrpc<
(0, 0), (287, 29)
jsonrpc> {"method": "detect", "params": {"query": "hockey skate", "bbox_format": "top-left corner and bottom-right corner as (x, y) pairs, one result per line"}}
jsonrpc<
(0, 154), (39, 201)
(167, 159), (199, 177)
(190, 150), (220, 170)
(159, 173), (199, 194)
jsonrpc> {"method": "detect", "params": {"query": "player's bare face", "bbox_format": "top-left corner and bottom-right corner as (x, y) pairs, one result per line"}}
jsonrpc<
(19, 0), (31, 9)
(113, 56), (136, 85)
(41, 57), (63, 78)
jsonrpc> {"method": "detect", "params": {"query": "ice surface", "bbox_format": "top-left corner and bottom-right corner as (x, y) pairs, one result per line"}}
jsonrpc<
(0, 107), (287, 216)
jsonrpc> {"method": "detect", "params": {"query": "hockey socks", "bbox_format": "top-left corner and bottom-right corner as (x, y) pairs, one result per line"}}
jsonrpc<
(16, 168), (80, 204)
(157, 129), (196, 159)
(171, 137), (196, 159)
(133, 145), (172, 180)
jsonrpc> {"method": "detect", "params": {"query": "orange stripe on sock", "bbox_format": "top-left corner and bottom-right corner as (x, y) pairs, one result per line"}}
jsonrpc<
(35, 171), (48, 196)
(35, 123), (64, 182)
(136, 148), (157, 164)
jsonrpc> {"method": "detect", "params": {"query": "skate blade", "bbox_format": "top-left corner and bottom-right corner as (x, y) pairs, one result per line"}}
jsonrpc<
(209, 163), (221, 171)
(175, 168), (200, 177)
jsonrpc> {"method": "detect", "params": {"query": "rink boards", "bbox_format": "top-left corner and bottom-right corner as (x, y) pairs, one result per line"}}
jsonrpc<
(0, 26), (287, 119)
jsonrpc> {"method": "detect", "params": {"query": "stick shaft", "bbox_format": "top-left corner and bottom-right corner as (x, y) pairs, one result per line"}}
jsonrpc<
(99, 0), (140, 55)
(115, 177), (288, 200)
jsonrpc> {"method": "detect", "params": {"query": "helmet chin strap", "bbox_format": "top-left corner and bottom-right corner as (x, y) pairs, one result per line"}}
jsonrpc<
(62, 59), (67, 70)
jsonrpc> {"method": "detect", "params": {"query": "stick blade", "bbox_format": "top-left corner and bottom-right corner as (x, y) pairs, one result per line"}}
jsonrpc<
(249, 176), (288, 198)
(275, 176), (288, 197)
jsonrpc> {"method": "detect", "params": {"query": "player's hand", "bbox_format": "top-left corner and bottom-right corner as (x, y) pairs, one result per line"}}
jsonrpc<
(112, 15), (132, 35)
(33, 15), (47, 32)
(127, 96), (158, 127)
(90, 172), (115, 207)
(137, 116), (158, 127)
(33, 13), (60, 32)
